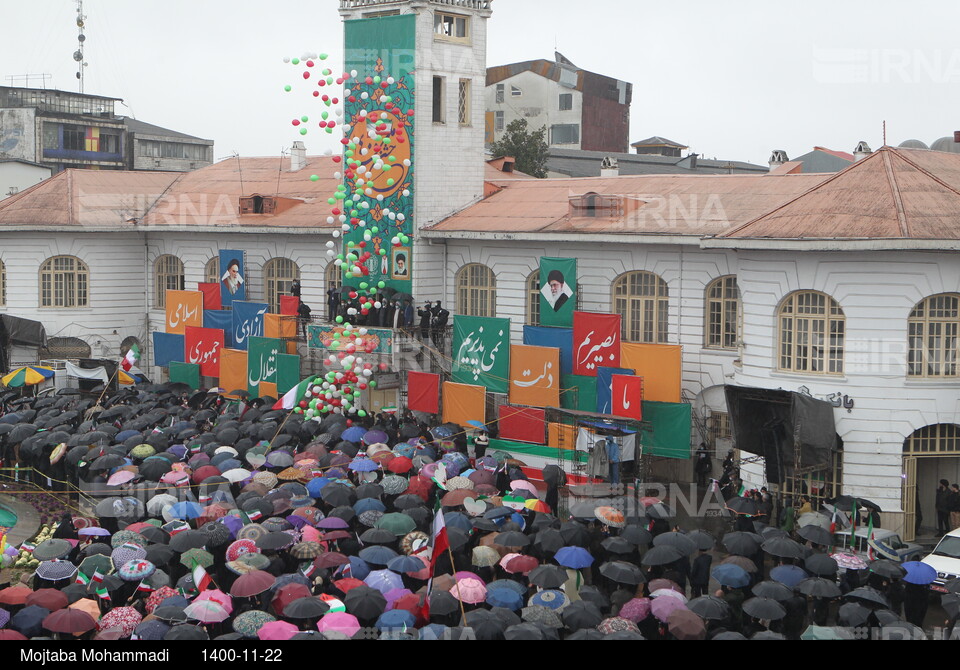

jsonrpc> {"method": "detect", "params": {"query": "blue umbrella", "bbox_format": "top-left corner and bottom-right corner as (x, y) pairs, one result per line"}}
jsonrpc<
(530, 589), (569, 610)
(376, 609), (416, 631)
(348, 457), (380, 473)
(359, 546), (398, 567)
(392, 443), (416, 459)
(364, 569), (404, 595)
(431, 426), (454, 439)
(11, 605), (50, 637)
(344, 556), (371, 581)
(387, 555), (425, 574)
(902, 561), (937, 585)
(354, 499), (386, 515)
(770, 564), (809, 587)
(486, 588), (523, 611)
(134, 620), (171, 641)
(169, 501), (204, 520)
(712, 564), (751, 588)
(488, 580), (527, 596)
(466, 421), (486, 430)
(554, 546), (594, 569)
(443, 512), (473, 533)
(306, 477), (332, 498)
(419, 624), (450, 640)
(341, 426), (366, 443)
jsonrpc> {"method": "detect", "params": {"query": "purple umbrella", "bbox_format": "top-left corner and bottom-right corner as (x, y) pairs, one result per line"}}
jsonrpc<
(78, 527), (112, 538)
(618, 598), (651, 623)
(651, 595), (687, 622)
(363, 431), (388, 446)
(364, 569), (404, 595)
(318, 517), (350, 530)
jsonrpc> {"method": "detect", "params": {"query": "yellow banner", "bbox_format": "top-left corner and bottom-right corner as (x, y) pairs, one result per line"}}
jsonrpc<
(442, 382), (486, 427)
(620, 342), (682, 402)
(165, 290), (203, 335)
(547, 422), (577, 451)
(219, 349), (248, 399)
(509, 344), (561, 408)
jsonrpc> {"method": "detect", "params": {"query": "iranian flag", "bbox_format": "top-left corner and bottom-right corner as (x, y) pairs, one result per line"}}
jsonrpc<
(121, 343), (141, 372)
(428, 508), (449, 574)
(192, 563), (212, 592)
(273, 375), (319, 411)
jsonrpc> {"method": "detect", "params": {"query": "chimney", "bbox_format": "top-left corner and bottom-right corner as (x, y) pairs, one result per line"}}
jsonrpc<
(289, 141), (307, 172)
(600, 156), (619, 177)
(853, 141), (872, 162)
(688, 153), (698, 170)
(768, 149), (788, 171)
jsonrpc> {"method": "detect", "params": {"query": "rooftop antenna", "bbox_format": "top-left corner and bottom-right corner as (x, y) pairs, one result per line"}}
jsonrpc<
(74, 0), (88, 93)
(883, 120), (887, 147)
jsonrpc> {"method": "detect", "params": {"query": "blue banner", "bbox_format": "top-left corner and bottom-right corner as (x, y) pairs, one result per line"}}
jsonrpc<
(232, 301), (269, 352)
(204, 310), (234, 349)
(596, 366), (634, 415)
(152, 332), (185, 368)
(523, 326), (573, 376)
(219, 250), (246, 308)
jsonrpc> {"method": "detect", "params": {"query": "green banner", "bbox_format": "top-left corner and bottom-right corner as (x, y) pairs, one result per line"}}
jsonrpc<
(488, 439), (589, 464)
(343, 14), (416, 294)
(247, 336), (283, 397)
(452, 316), (511, 394)
(169, 362), (200, 391)
(640, 401), (692, 460)
(277, 354), (301, 395)
(539, 258), (577, 327)
(561, 374), (597, 412)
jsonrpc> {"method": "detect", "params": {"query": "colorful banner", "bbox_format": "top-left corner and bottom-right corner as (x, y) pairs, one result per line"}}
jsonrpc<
(247, 336), (282, 396)
(184, 327), (224, 378)
(204, 310), (234, 349)
(219, 250), (246, 308)
(523, 326), (573, 376)
(165, 290), (203, 335)
(596, 366), (634, 416)
(441, 382), (485, 427)
(257, 381), (278, 400)
(232, 301), (269, 352)
(343, 14), (416, 293)
(498, 405), (546, 444)
(219, 349), (248, 397)
(620, 343), (682, 403)
(561, 374), (597, 413)
(539, 258), (577, 327)
(573, 311), (621, 376)
(280, 295), (300, 316)
(152, 332), (184, 368)
(277, 354), (301, 395)
(169, 362), (200, 390)
(509, 344), (560, 408)
(306, 324), (393, 355)
(612, 374), (644, 421)
(408, 371), (440, 415)
(640, 401), (691, 459)
(547, 422), (578, 451)
(488, 438), (589, 465)
(265, 314), (297, 340)
(198, 283), (222, 311)
(452, 316), (511, 394)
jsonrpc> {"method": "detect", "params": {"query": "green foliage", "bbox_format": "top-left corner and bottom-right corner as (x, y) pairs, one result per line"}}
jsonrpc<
(490, 118), (549, 179)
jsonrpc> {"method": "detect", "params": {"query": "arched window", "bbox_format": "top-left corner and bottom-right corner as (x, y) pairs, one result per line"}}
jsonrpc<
(204, 257), (219, 285)
(456, 264), (496, 317)
(154, 255), (184, 308)
(264, 258), (300, 314)
(39, 255), (89, 308)
(612, 271), (669, 343)
(0, 258), (5, 307)
(908, 293), (959, 378)
(39, 336), (91, 359)
(778, 291), (844, 374)
(526, 270), (540, 325)
(705, 276), (741, 349)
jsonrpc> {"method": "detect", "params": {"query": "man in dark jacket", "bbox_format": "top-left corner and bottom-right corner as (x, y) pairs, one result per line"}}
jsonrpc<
(937, 479), (951, 535)
(780, 589), (808, 640)
(690, 548), (712, 597)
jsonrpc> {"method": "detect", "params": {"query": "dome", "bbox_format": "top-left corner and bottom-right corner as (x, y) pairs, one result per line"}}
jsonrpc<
(898, 139), (929, 150)
(930, 136), (960, 153)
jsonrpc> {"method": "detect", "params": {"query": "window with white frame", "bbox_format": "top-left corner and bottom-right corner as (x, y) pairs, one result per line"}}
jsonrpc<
(908, 293), (959, 378)
(154, 255), (185, 308)
(705, 276), (741, 350)
(612, 271), (669, 343)
(39, 256), (89, 308)
(456, 264), (496, 318)
(778, 291), (845, 375)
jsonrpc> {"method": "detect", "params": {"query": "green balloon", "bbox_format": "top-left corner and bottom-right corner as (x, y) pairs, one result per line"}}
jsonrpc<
(335, 316), (344, 324)
(301, 116), (309, 122)
(358, 410), (367, 418)
(327, 197), (336, 205)
(320, 53), (328, 60)
(310, 175), (320, 182)
(360, 282), (369, 289)
(386, 178), (395, 186)
(378, 249), (386, 256)
(378, 281), (386, 288)
(299, 128), (308, 136)
(369, 381), (377, 388)
(292, 58), (300, 65)
(284, 85), (292, 92)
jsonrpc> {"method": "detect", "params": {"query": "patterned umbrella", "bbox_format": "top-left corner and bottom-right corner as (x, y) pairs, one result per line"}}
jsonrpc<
(530, 590), (569, 611)
(179, 548), (214, 570)
(35, 559), (78, 582)
(111, 530), (148, 549)
(521, 605), (563, 628)
(831, 552), (868, 571)
(619, 598), (652, 623)
(471, 546), (500, 568)
(227, 553), (271, 575)
(145, 586), (179, 614)
(184, 599), (230, 624)
(111, 543), (148, 570)
(236, 524), (268, 543)
(290, 542), (324, 560)
(33, 539), (73, 561)
(381, 475), (408, 496)
(118, 559), (156, 582)
(98, 607), (142, 638)
(195, 589), (233, 615)
(233, 610), (276, 637)
(133, 620), (170, 641)
(225, 539), (260, 562)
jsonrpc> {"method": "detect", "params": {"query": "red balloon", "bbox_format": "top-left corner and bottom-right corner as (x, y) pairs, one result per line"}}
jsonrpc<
(303, 72), (311, 79)
(333, 156), (342, 163)
(306, 60), (315, 67)
(313, 91), (320, 97)
(292, 119), (301, 126)
(359, 383), (368, 391)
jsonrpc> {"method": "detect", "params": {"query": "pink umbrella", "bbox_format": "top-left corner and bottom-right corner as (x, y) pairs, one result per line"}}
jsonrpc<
(651, 588), (688, 603)
(499, 552), (522, 570)
(407, 554), (431, 581)
(107, 471), (137, 486)
(510, 480), (539, 495)
(184, 599), (229, 623)
(196, 589), (233, 614)
(452, 577), (487, 604)
(258, 620), (299, 641)
(618, 597), (651, 623)
(301, 526), (322, 543)
(651, 595), (687, 622)
(384, 588), (414, 609)
(161, 471), (190, 486)
(317, 612), (361, 637)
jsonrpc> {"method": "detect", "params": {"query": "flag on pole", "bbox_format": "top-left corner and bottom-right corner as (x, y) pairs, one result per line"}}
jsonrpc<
(274, 375), (318, 411)
(95, 585), (111, 601)
(75, 571), (91, 586)
(192, 562), (212, 592)
(429, 508), (449, 574)
(866, 514), (876, 560)
(849, 500), (858, 550)
(137, 579), (155, 594)
(91, 569), (104, 584)
(829, 507), (841, 536)
(20, 541), (36, 554)
(121, 344), (141, 372)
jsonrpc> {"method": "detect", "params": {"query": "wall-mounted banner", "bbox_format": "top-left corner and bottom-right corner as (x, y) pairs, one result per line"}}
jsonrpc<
(509, 344), (560, 408)
(611, 374), (644, 421)
(276, 354), (301, 395)
(198, 283), (222, 311)
(573, 311), (621, 376)
(523, 326), (573, 376)
(169, 362), (200, 390)
(265, 314), (297, 340)
(498, 405), (547, 444)
(539, 258), (577, 327)
(560, 374), (597, 413)
(441, 382), (486, 427)
(596, 366), (634, 415)
(306, 324), (393, 355)
(184, 326), (224, 378)
(219, 250), (246, 307)
(408, 371), (440, 415)
(152, 332), (185, 368)
(204, 310), (234, 349)
(280, 296), (300, 316)
(247, 336), (282, 396)
(165, 290), (203, 335)
(620, 343), (682, 403)
(452, 316), (511, 394)
(232, 301), (269, 352)
(219, 349), (248, 398)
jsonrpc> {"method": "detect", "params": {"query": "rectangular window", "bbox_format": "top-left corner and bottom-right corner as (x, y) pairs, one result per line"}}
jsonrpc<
(511, 86), (522, 97)
(42, 124), (60, 150)
(559, 93), (573, 111)
(458, 79), (471, 125)
(434, 12), (469, 42)
(432, 76), (446, 124)
(494, 111), (504, 132)
(550, 123), (580, 145)
(63, 127), (85, 151)
(496, 84), (504, 104)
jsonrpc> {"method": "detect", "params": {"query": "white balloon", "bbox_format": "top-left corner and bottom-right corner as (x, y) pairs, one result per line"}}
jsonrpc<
(362, 369), (373, 377)
(332, 230), (342, 237)
(326, 241), (336, 249)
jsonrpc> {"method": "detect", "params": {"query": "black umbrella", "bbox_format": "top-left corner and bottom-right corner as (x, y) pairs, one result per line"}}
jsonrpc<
(256, 532), (295, 552)
(686, 530), (715, 551)
(428, 591), (460, 617)
(528, 565), (568, 589)
(722, 531), (762, 556)
(320, 485), (356, 508)
(89, 453), (125, 471)
(494, 531), (530, 549)
(504, 623), (544, 640)
(838, 602), (872, 627)
(284, 597), (330, 619)
(830, 495), (882, 513)
(169, 530), (207, 553)
(640, 545), (682, 567)
(7, 423), (38, 443)
(145, 544), (176, 567)
(558, 522), (590, 548)
(95, 497), (144, 519)
(742, 597), (786, 621)
(797, 524), (834, 546)
(796, 577), (842, 598)
(652, 531), (696, 556)
(868, 559), (907, 580)
(599, 561), (646, 585)
(11, 605), (50, 637)
(645, 502), (675, 520)
(165, 624), (209, 640)
(560, 600), (603, 630)
(533, 529), (565, 554)
(360, 528), (397, 546)
(804, 553), (839, 577)
(726, 496), (760, 516)
(344, 586), (387, 620)
(751, 580), (793, 602)
(601, 537), (634, 556)
(688, 595), (732, 621)
(621, 525), (653, 546)
(761, 536), (804, 560)
(846, 586), (890, 609)
(140, 459), (172, 481)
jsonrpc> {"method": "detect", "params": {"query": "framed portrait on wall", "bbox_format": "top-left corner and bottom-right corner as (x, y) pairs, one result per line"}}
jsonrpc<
(391, 247), (410, 280)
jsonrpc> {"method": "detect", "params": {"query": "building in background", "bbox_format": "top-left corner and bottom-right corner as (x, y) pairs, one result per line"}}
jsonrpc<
(485, 53), (632, 153)
(0, 158), (51, 200)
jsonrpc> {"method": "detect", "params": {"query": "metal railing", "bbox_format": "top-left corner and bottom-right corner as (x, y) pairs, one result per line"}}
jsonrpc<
(340, 0), (492, 9)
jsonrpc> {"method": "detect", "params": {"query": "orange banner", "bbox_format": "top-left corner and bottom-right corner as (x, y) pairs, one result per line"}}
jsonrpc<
(265, 314), (297, 340)
(620, 343), (682, 402)
(547, 422), (577, 451)
(509, 344), (561, 408)
(165, 290), (203, 335)
(258, 381), (278, 400)
(219, 348), (248, 399)
(442, 382), (486, 427)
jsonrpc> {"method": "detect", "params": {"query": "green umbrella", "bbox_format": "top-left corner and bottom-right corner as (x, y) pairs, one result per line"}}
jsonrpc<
(111, 530), (147, 549)
(78, 554), (113, 579)
(179, 548), (214, 570)
(375, 513), (416, 537)
(130, 444), (156, 459)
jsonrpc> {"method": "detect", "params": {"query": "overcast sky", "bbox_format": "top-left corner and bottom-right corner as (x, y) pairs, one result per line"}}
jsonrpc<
(5, 0), (960, 166)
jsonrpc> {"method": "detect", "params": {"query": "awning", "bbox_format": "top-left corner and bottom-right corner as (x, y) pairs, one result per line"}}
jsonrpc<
(0, 314), (46, 347)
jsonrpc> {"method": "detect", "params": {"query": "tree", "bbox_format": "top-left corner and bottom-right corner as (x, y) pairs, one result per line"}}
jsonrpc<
(490, 118), (549, 179)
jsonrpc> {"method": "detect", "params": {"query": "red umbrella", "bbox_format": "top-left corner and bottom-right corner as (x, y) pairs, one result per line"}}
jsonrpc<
(0, 585), (32, 605)
(468, 470), (496, 487)
(333, 578), (365, 594)
(0, 630), (27, 640)
(43, 608), (98, 635)
(271, 584), (312, 618)
(192, 465), (221, 485)
(504, 555), (540, 575)
(387, 457), (413, 474)
(315, 552), (351, 570)
(26, 588), (69, 611)
(406, 476), (431, 501)
(292, 507), (322, 525)
(322, 531), (351, 541)
(145, 586), (179, 613)
(230, 569), (276, 597)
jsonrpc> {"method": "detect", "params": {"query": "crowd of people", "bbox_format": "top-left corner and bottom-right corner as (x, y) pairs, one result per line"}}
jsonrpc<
(0, 383), (955, 641)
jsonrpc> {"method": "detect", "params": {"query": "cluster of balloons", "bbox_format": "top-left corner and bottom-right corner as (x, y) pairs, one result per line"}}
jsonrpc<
(283, 52), (348, 136)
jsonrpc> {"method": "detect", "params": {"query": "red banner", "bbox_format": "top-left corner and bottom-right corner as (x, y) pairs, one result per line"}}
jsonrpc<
(611, 374), (643, 420)
(573, 311), (621, 376)
(184, 326), (225, 378)
(498, 405), (547, 444)
(198, 283), (222, 311)
(408, 371), (440, 415)
(280, 295), (300, 316)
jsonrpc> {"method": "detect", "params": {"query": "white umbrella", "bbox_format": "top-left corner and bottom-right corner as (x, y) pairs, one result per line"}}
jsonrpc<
(221, 468), (252, 484)
(146, 493), (179, 516)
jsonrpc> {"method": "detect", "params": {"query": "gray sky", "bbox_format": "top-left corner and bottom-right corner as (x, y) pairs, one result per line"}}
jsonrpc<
(5, 0), (960, 165)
